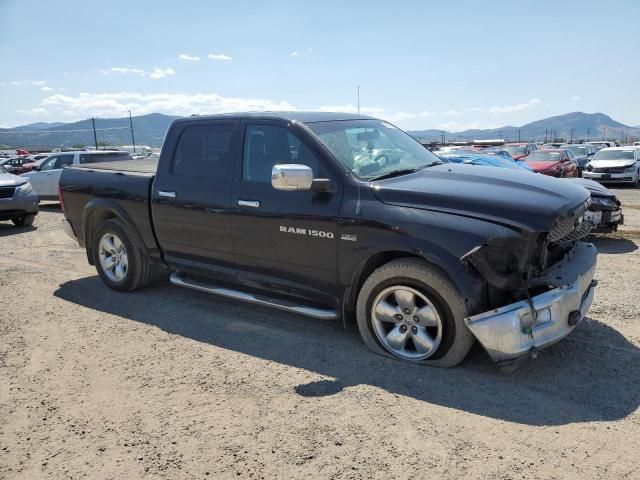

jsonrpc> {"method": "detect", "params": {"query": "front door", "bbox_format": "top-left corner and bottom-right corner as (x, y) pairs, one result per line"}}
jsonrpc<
(231, 121), (342, 306)
(152, 121), (239, 275)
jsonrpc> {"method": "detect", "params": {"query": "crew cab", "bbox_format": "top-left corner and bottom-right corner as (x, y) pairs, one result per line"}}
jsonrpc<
(59, 113), (598, 367)
(23, 150), (132, 200)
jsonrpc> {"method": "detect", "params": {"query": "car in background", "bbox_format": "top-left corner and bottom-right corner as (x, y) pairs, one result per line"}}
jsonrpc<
(437, 152), (532, 170)
(560, 143), (597, 173)
(633, 141), (640, 147)
(524, 149), (578, 177)
(587, 141), (616, 151)
(564, 178), (623, 233)
(542, 143), (563, 149)
(22, 150), (133, 200)
(480, 146), (516, 160)
(0, 156), (37, 175)
(502, 142), (537, 160)
(0, 165), (39, 227)
(582, 147), (640, 186)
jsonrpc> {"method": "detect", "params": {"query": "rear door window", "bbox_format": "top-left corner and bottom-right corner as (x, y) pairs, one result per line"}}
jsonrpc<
(172, 124), (235, 180)
(55, 154), (75, 169)
(79, 152), (132, 164)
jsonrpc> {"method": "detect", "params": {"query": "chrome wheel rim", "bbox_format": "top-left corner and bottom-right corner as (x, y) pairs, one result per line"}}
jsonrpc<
(98, 233), (128, 283)
(371, 285), (443, 361)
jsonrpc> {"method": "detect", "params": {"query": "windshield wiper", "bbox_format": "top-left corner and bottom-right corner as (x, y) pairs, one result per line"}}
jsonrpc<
(368, 168), (418, 181)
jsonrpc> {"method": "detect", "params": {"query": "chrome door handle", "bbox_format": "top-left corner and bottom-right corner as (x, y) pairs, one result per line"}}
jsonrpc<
(158, 190), (176, 198)
(238, 199), (260, 208)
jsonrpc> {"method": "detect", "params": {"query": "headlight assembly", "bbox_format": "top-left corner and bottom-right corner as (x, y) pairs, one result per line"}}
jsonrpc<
(16, 182), (33, 196)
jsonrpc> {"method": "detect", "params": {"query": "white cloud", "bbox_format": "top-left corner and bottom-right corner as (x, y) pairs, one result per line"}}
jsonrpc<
(317, 104), (385, 116)
(41, 86), (54, 92)
(387, 112), (416, 122)
(572, 95), (581, 101)
(179, 53), (200, 61)
(419, 111), (436, 117)
(441, 109), (462, 116)
(208, 53), (232, 61)
(9, 79), (47, 87)
(17, 107), (48, 115)
(39, 91), (295, 118)
(290, 51), (299, 57)
(106, 67), (146, 76)
(149, 68), (175, 79)
(488, 97), (540, 114)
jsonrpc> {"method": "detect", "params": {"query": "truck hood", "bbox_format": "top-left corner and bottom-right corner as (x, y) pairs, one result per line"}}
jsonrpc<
(0, 172), (28, 187)
(563, 177), (615, 198)
(589, 159), (636, 169)
(370, 163), (590, 233)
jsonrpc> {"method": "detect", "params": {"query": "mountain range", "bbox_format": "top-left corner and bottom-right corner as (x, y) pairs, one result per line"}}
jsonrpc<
(1, 112), (638, 149)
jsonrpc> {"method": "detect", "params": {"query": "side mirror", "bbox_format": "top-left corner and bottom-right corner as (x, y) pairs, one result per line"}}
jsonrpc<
(272, 164), (314, 191)
(31, 165), (39, 171)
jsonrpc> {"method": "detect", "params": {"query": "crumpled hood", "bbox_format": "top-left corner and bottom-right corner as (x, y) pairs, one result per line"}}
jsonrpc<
(370, 163), (590, 233)
(0, 172), (28, 188)
(589, 159), (636, 169)
(563, 177), (615, 197)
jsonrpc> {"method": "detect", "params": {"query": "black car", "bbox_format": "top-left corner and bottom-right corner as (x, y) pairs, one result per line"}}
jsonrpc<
(59, 112), (598, 367)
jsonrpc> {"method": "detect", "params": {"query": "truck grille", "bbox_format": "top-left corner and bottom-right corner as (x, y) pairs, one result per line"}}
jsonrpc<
(548, 200), (591, 243)
(0, 186), (16, 199)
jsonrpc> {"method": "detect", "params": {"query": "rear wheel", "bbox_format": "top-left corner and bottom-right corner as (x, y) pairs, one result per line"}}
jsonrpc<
(12, 214), (35, 227)
(356, 258), (475, 367)
(92, 219), (154, 292)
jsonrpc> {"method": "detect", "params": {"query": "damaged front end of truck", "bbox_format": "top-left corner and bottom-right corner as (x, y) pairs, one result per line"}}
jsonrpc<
(461, 198), (598, 364)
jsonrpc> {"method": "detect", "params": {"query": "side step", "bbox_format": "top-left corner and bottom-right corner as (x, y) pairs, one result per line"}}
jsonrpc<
(169, 273), (338, 321)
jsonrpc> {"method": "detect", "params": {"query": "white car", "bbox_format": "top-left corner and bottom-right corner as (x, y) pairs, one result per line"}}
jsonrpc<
(582, 147), (640, 186)
(21, 150), (132, 200)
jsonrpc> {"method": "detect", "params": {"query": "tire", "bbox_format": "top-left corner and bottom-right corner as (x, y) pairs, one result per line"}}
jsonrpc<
(356, 258), (474, 367)
(92, 219), (154, 292)
(12, 214), (35, 227)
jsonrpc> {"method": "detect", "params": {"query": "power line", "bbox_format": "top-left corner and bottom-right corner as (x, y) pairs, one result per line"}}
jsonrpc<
(0, 126), (130, 134)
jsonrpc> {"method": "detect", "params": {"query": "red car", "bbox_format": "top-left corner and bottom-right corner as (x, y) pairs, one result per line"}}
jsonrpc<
(0, 156), (37, 175)
(502, 142), (538, 160)
(524, 149), (579, 178)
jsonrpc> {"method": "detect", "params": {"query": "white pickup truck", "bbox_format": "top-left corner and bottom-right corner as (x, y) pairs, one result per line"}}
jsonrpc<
(22, 150), (132, 200)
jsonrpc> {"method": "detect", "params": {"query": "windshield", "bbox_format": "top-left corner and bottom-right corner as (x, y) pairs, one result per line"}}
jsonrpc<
(527, 151), (561, 161)
(305, 119), (441, 179)
(564, 145), (587, 155)
(592, 149), (635, 161)
(503, 145), (527, 155)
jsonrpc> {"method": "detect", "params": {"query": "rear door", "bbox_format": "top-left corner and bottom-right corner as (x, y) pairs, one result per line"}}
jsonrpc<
(27, 155), (58, 197)
(44, 153), (75, 197)
(152, 120), (239, 274)
(230, 120), (342, 305)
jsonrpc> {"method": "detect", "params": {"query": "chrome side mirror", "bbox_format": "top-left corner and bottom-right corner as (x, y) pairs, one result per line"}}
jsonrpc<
(271, 164), (313, 191)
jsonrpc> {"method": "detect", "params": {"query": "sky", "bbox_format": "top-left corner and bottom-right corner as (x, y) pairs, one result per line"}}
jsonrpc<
(1, 0), (639, 131)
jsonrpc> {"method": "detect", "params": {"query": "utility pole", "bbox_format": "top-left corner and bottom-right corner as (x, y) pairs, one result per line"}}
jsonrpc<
(587, 128), (590, 142)
(570, 128), (575, 143)
(498, 130), (503, 141)
(357, 85), (360, 114)
(91, 117), (98, 149)
(518, 129), (521, 142)
(602, 128), (606, 141)
(128, 110), (136, 153)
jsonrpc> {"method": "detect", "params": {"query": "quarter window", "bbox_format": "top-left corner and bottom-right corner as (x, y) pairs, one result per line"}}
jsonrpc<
(39, 156), (58, 171)
(172, 124), (234, 180)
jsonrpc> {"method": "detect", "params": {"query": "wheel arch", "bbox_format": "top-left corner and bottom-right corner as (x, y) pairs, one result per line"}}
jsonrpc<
(82, 198), (147, 265)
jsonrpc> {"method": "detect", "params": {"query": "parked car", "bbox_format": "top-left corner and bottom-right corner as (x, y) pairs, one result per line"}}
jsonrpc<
(0, 165), (39, 226)
(560, 143), (596, 173)
(582, 147), (640, 186)
(542, 143), (563, 149)
(502, 142), (538, 160)
(437, 152), (533, 171)
(524, 149), (579, 177)
(0, 156), (37, 175)
(480, 147), (516, 160)
(587, 141), (616, 151)
(60, 112), (597, 367)
(22, 150), (132, 200)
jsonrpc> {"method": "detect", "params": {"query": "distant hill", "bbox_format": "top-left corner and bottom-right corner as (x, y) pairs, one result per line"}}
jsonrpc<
(1, 111), (638, 149)
(408, 112), (640, 143)
(0, 113), (178, 149)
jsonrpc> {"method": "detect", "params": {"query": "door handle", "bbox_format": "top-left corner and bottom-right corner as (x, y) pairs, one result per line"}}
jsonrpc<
(238, 199), (260, 208)
(158, 190), (176, 199)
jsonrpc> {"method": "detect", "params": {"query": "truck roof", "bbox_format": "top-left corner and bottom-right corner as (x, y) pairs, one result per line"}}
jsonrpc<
(172, 111), (377, 125)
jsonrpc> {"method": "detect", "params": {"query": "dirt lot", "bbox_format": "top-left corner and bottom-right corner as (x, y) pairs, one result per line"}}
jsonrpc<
(1, 188), (639, 480)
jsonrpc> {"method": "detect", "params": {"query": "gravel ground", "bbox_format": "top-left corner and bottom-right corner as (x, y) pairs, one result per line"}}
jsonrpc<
(1, 188), (639, 480)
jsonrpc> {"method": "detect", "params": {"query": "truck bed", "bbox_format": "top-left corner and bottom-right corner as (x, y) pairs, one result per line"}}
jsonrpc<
(73, 158), (158, 175)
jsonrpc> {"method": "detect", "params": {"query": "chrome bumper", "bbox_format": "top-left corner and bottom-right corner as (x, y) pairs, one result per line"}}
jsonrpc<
(465, 242), (597, 363)
(62, 218), (77, 241)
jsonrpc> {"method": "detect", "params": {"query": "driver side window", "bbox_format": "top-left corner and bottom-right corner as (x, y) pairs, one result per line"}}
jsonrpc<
(39, 156), (58, 171)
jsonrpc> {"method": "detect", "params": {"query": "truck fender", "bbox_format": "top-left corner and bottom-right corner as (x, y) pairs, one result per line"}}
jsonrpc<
(82, 198), (148, 265)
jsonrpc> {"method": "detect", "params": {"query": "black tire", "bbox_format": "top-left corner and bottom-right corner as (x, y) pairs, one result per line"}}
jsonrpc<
(356, 258), (475, 367)
(92, 219), (154, 292)
(12, 214), (35, 227)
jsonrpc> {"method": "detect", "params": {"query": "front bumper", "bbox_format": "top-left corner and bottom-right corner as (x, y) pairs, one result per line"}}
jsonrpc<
(465, 242), (597, 363)
(585, 208), (623, 232)
(0, 192), (39, 220)
(583, 171), (636, 183)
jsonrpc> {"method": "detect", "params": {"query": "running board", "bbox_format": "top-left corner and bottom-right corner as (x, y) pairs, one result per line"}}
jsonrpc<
(169, 273), (338, 321)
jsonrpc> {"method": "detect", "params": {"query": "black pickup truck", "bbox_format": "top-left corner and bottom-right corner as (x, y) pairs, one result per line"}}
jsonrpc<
(59, 112), (597, 367)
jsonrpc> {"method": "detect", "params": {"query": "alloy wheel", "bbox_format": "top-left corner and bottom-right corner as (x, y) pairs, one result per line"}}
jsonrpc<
(98, 232), (128, 282)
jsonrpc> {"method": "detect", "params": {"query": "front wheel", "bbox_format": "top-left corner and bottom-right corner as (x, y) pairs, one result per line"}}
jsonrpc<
(12, 214), (35, 227)
(356, 258), (475, 367)
(92, 219), (154, 292)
